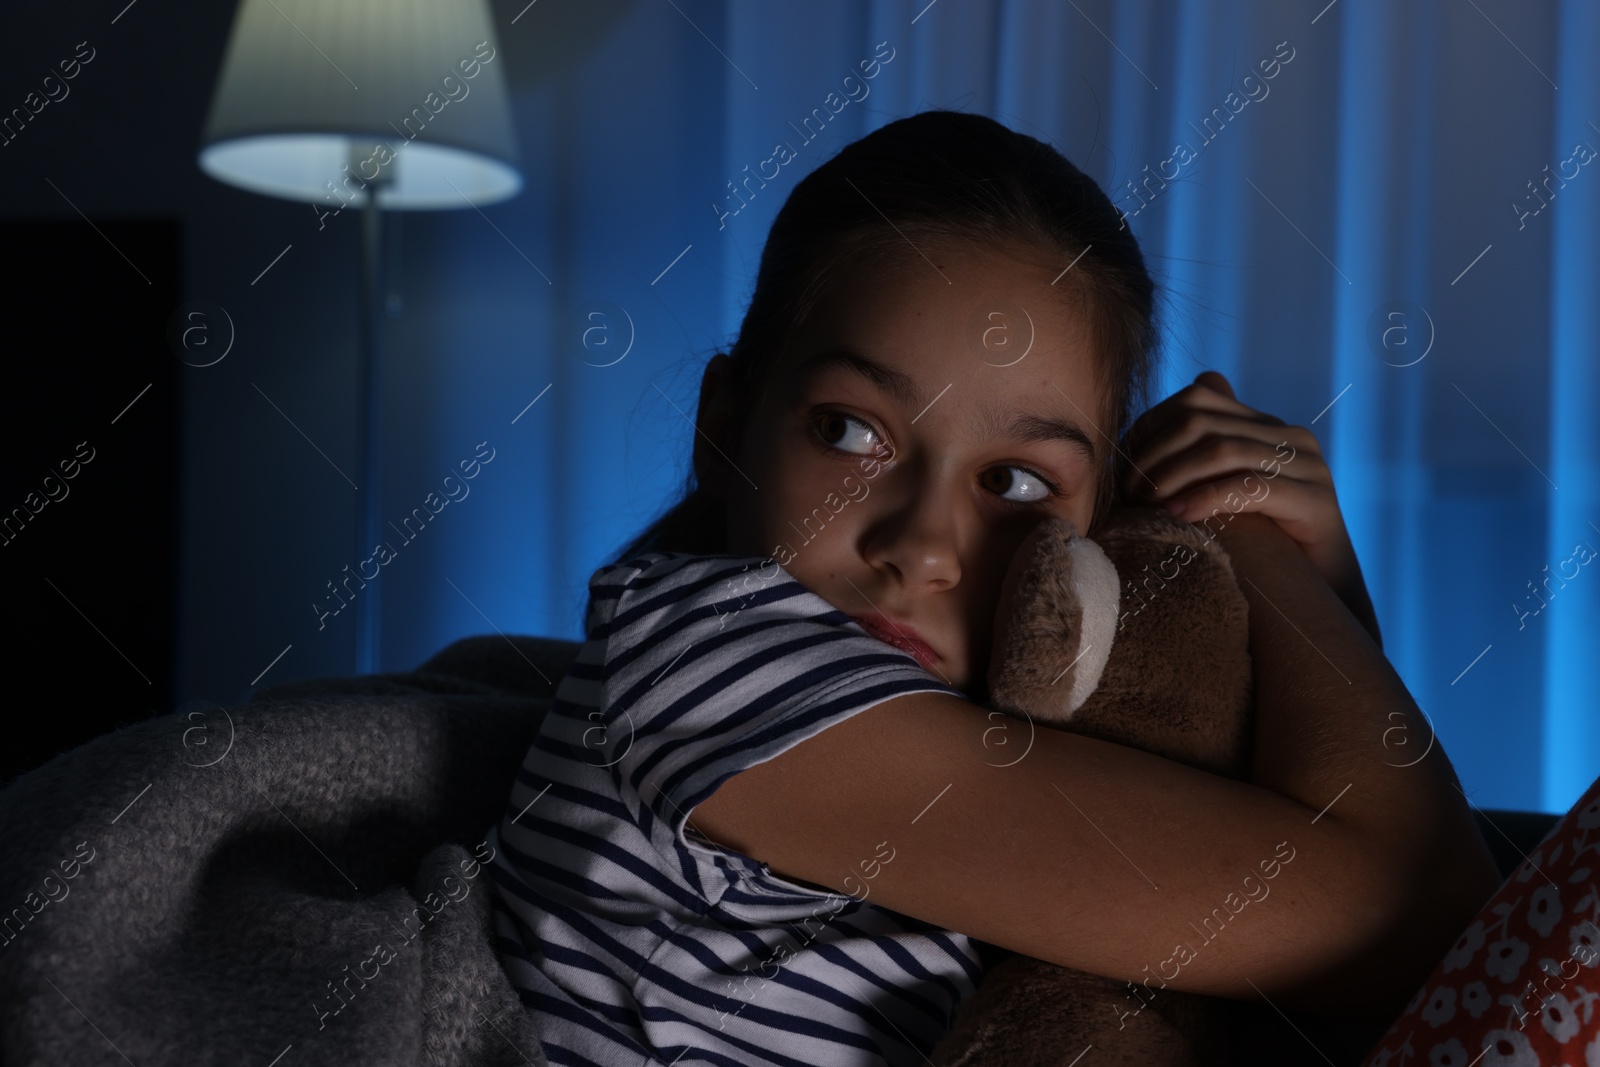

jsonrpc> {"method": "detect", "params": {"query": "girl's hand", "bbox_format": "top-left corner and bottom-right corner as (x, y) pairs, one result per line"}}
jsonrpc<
(1118, 371), (1383, 648)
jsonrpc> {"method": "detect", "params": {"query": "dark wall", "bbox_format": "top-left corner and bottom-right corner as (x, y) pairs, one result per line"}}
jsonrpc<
(0, 220), (180, 782)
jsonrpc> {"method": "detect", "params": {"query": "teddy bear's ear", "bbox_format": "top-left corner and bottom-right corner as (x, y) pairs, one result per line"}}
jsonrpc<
(1058, 536), (1119, 715)
(989, 519), (1120, 723)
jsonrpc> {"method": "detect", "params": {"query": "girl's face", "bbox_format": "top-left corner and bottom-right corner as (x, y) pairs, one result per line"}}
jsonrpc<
(712, 236), (1110, 696)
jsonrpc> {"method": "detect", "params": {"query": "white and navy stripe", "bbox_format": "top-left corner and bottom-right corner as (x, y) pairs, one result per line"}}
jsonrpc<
(486, 552), (982, 1066)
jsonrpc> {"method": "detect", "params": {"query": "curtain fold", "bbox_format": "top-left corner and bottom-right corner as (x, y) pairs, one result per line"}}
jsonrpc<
(1542, 0), (1600, 811)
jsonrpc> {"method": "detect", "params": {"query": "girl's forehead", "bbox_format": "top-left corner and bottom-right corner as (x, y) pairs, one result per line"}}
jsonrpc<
(774, 239), (1106, 417)
(811, 237), (1094, 347)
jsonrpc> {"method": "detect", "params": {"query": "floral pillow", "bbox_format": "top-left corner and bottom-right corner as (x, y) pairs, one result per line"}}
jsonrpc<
(1360, 774), (1600, 1066)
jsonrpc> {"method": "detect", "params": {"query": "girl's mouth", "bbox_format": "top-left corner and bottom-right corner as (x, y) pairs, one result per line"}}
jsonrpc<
(850, 613), (942, 670)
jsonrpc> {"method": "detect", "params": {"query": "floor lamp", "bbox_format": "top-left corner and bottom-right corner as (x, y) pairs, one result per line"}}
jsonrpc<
(197, 0), (523, 674)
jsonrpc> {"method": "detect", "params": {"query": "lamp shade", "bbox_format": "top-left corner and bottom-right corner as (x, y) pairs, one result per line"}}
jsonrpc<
(199, 0), (522, 209)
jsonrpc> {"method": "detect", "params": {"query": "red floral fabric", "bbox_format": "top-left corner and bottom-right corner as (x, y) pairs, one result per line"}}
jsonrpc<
(1360, 773), (1600, 1067)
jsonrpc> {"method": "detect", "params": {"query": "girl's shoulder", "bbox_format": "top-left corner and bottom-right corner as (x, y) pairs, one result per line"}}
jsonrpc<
(593, 549), (773, 582)
(584, 550), (798, 636)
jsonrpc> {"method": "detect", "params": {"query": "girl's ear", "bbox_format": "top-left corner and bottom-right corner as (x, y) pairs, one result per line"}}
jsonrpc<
(692, 353), (741, 495)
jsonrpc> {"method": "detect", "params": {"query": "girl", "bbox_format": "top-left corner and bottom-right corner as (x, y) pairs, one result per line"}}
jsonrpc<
(485, 110), (1503, 1066)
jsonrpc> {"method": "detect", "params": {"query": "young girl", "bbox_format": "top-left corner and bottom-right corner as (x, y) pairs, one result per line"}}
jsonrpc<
(484, 110), (1504, 1066)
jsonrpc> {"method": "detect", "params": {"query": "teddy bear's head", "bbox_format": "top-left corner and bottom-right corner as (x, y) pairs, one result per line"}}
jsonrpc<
(986, 507), (1254, 778)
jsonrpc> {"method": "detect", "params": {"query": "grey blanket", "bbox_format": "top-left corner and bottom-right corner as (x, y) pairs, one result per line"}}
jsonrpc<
(0, 634), (583, 1067)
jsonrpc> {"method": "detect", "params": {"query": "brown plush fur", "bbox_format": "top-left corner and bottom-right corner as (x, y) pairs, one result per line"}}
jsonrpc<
(928, 507), (1253, 1066)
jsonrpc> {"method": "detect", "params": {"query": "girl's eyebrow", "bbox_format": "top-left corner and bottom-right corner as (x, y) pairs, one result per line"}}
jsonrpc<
(794, 347), (927, 411)
(975, 408), (1096, 461)
(794, 346), (1096, 461)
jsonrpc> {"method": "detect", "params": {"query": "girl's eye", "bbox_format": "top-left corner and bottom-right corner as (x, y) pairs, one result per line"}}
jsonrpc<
(979, 465), (1058, 504)
(814, 411), (887, 457)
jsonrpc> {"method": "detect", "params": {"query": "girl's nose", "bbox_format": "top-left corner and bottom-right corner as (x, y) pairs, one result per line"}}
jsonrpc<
(860, 473), (962, 592)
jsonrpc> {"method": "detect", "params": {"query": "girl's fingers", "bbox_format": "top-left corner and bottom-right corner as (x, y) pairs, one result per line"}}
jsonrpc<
(1132, 428), (1325, 501)
(1122, 376), (1284, 459)
(1194, 370), (1236, 400)
(1161, 471), (1333, 548)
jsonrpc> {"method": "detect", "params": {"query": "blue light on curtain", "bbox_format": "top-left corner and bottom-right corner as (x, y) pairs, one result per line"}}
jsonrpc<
(1328, 0), (1434, 762)
(1543, 0), (1600, 812)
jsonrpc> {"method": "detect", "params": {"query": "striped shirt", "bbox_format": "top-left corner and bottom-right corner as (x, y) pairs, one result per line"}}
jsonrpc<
(486, 552), (984, 1066)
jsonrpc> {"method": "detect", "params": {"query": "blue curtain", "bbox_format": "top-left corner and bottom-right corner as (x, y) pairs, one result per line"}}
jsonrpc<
(180, 0), (1599, 816)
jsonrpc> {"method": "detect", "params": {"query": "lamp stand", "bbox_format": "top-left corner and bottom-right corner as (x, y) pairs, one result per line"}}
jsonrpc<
(353, 152), (391, 675)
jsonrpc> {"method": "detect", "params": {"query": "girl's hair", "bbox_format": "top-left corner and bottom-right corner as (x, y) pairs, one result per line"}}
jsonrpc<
(617, 108), (1159, 564)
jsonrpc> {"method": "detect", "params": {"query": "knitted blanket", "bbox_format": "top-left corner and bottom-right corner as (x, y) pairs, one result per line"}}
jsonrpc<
(0, 634), (582, 1067)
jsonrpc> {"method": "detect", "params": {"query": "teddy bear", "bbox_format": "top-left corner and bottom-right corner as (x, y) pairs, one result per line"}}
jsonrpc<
(927, 506), (1256, 1067)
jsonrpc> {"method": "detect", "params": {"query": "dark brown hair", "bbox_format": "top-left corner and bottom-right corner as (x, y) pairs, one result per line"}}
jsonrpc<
(615, 109), (1159, 566)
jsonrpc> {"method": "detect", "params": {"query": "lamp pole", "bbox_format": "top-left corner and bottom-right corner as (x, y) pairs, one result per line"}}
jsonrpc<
(353, 143), (392, 675)
(197, 0), (524, 677)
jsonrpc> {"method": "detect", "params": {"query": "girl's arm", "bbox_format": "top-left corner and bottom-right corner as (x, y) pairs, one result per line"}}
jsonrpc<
(692, 513), (1500, 1025)
(1205, 511), (1500, 1006)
